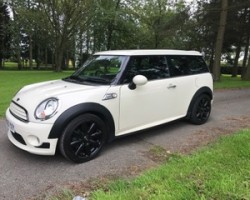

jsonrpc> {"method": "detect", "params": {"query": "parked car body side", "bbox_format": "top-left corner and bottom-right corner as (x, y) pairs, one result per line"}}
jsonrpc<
(6, 50), (213, 163)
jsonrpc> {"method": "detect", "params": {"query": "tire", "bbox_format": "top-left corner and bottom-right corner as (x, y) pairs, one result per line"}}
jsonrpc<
(59, 114), (107, 163)
(188, 94), (211, 125)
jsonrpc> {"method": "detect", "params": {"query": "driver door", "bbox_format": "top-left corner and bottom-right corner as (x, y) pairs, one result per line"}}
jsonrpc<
(117, 55), (177, 135)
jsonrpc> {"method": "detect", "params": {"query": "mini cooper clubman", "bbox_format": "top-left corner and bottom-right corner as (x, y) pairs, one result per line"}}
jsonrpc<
(6, 50), (213, 163)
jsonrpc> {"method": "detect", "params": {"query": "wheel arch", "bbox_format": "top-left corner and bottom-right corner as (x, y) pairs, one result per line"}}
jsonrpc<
(48, 103), (115, 142)
(186, 87), (213, 119)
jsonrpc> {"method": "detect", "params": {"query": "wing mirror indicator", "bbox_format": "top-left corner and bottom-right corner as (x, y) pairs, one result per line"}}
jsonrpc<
(128, 75), (148, 90)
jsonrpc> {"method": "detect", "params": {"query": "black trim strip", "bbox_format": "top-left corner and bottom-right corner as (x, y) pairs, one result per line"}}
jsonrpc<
(48, 103), (115, 142)
(10, 101), (29, 122)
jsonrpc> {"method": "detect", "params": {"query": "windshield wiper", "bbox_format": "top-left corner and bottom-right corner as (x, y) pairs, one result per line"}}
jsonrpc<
(84, 77), (111, 84)
(63, 75), (84, 83)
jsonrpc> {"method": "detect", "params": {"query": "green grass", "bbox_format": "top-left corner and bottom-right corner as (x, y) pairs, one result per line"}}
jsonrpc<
(0, 71), (73, 117)
(89, 130), (250, 200)
(214, 75), (250, 89)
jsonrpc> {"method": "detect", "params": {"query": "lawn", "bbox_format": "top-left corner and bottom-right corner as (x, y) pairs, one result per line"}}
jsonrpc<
(90, 129), (250, 200)
(47, 129), (250, 200)
(0, 70), (73, 117)
(216, 75), (250, 89)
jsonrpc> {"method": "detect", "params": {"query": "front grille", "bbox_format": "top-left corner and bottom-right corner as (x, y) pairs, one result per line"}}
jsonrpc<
(9, 102), (29, 122)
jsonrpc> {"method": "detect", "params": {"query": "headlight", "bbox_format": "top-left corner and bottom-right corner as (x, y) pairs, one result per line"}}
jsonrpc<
(35, 98), (59, 120)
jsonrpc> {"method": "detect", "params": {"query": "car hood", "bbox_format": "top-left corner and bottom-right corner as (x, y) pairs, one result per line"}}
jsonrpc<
(12, 79), (105, 109)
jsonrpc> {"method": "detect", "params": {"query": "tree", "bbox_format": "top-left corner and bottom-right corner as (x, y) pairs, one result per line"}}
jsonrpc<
(9, 0), (30, 69)
(227, 1), (250, 77)
(212, 0), (228, 81)
(38, 0), (91, 71)
(89, 0), (139, 52)
(0, 1), (11, 69)
(134, 0), (189, 49)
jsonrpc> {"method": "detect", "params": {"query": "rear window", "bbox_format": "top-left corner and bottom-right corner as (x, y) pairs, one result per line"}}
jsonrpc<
(167, 56), (209, 77)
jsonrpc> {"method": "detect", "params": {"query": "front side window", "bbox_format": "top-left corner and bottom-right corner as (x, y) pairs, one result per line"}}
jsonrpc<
(122, 55), (170, 83)
(167, 56), (209, 77)
(64, 55), (126, 85)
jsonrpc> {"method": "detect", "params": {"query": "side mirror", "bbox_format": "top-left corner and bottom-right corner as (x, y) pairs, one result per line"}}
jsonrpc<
(128, 75), (148, 90)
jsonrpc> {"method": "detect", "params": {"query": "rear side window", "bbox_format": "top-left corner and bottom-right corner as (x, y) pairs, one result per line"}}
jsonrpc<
(167, 56), (209, 77)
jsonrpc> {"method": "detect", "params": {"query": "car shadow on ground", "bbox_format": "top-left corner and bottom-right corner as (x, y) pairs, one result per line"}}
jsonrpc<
(2, 118), (207, 166)
(102, 118), (193, 154)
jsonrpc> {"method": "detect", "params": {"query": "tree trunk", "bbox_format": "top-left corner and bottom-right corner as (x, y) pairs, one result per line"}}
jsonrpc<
(106, 0), (121, 50)
(212, 0), (228, 81)
(65, 51), (69, 69)
(107, 24), (114, 50)
(52, 51), (55, 70)
(231, 42), (241, 77)
(29, 35), (33, 69)
(0, 4), (4, 69)
(242, 55), (250, 80)
(86, 29), (90, 55)
(45, 47), (48, 68)
(54, 35), (65, 72)
(17, 49), (22, 70)
(209, 48), (215, 73)
(36, 45), (41, 69)
(241, 36), (250, 78)
(55, 48), (64, 72)
(0, 43), (3, 69)
(242, 35), (249, 68)
(154, 31), (159, 49)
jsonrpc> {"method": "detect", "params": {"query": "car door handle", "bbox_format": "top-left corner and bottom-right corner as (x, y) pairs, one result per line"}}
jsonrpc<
(167, 84), (176, 89)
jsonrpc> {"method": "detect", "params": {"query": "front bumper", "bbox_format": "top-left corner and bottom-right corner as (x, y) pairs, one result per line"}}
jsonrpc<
(6, 109), (58, 155)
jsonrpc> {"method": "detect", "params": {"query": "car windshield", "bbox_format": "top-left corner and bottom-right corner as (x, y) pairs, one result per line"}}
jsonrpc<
(64, 55), (126, 85)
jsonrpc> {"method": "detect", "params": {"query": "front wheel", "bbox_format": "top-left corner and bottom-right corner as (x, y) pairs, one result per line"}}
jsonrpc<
(59, 114), (107, 163)
(188, 94), (211, 125)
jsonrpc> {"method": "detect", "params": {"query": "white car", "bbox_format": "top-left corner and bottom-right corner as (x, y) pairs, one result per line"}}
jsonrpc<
(6, 50), (213, 163)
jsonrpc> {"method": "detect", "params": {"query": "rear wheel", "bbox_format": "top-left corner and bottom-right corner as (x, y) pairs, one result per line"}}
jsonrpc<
(189, 94), (211, 125)
(59, 114), (107, 163)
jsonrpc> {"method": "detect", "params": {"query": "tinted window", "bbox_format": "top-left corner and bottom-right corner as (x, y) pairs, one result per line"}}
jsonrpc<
(122, 56), (170, 83)
(167, 56), (209, 77)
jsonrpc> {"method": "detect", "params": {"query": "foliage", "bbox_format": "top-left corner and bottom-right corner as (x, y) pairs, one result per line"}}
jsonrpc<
(135, 0), (190, 49)
(0, 1), (11, 68)
(1, 0), (250, 79)
(188, 0), (250, 78)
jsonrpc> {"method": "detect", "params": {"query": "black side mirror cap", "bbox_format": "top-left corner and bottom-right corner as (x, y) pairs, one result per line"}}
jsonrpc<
(128, 82), (136, 90)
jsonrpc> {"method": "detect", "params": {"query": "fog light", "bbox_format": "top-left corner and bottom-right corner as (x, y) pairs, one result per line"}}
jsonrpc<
(27, 135), (40, 146)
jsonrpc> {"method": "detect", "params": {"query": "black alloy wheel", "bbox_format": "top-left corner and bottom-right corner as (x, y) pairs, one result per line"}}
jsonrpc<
(189, 94), (211, 125)
(60, 114), (107, 163)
